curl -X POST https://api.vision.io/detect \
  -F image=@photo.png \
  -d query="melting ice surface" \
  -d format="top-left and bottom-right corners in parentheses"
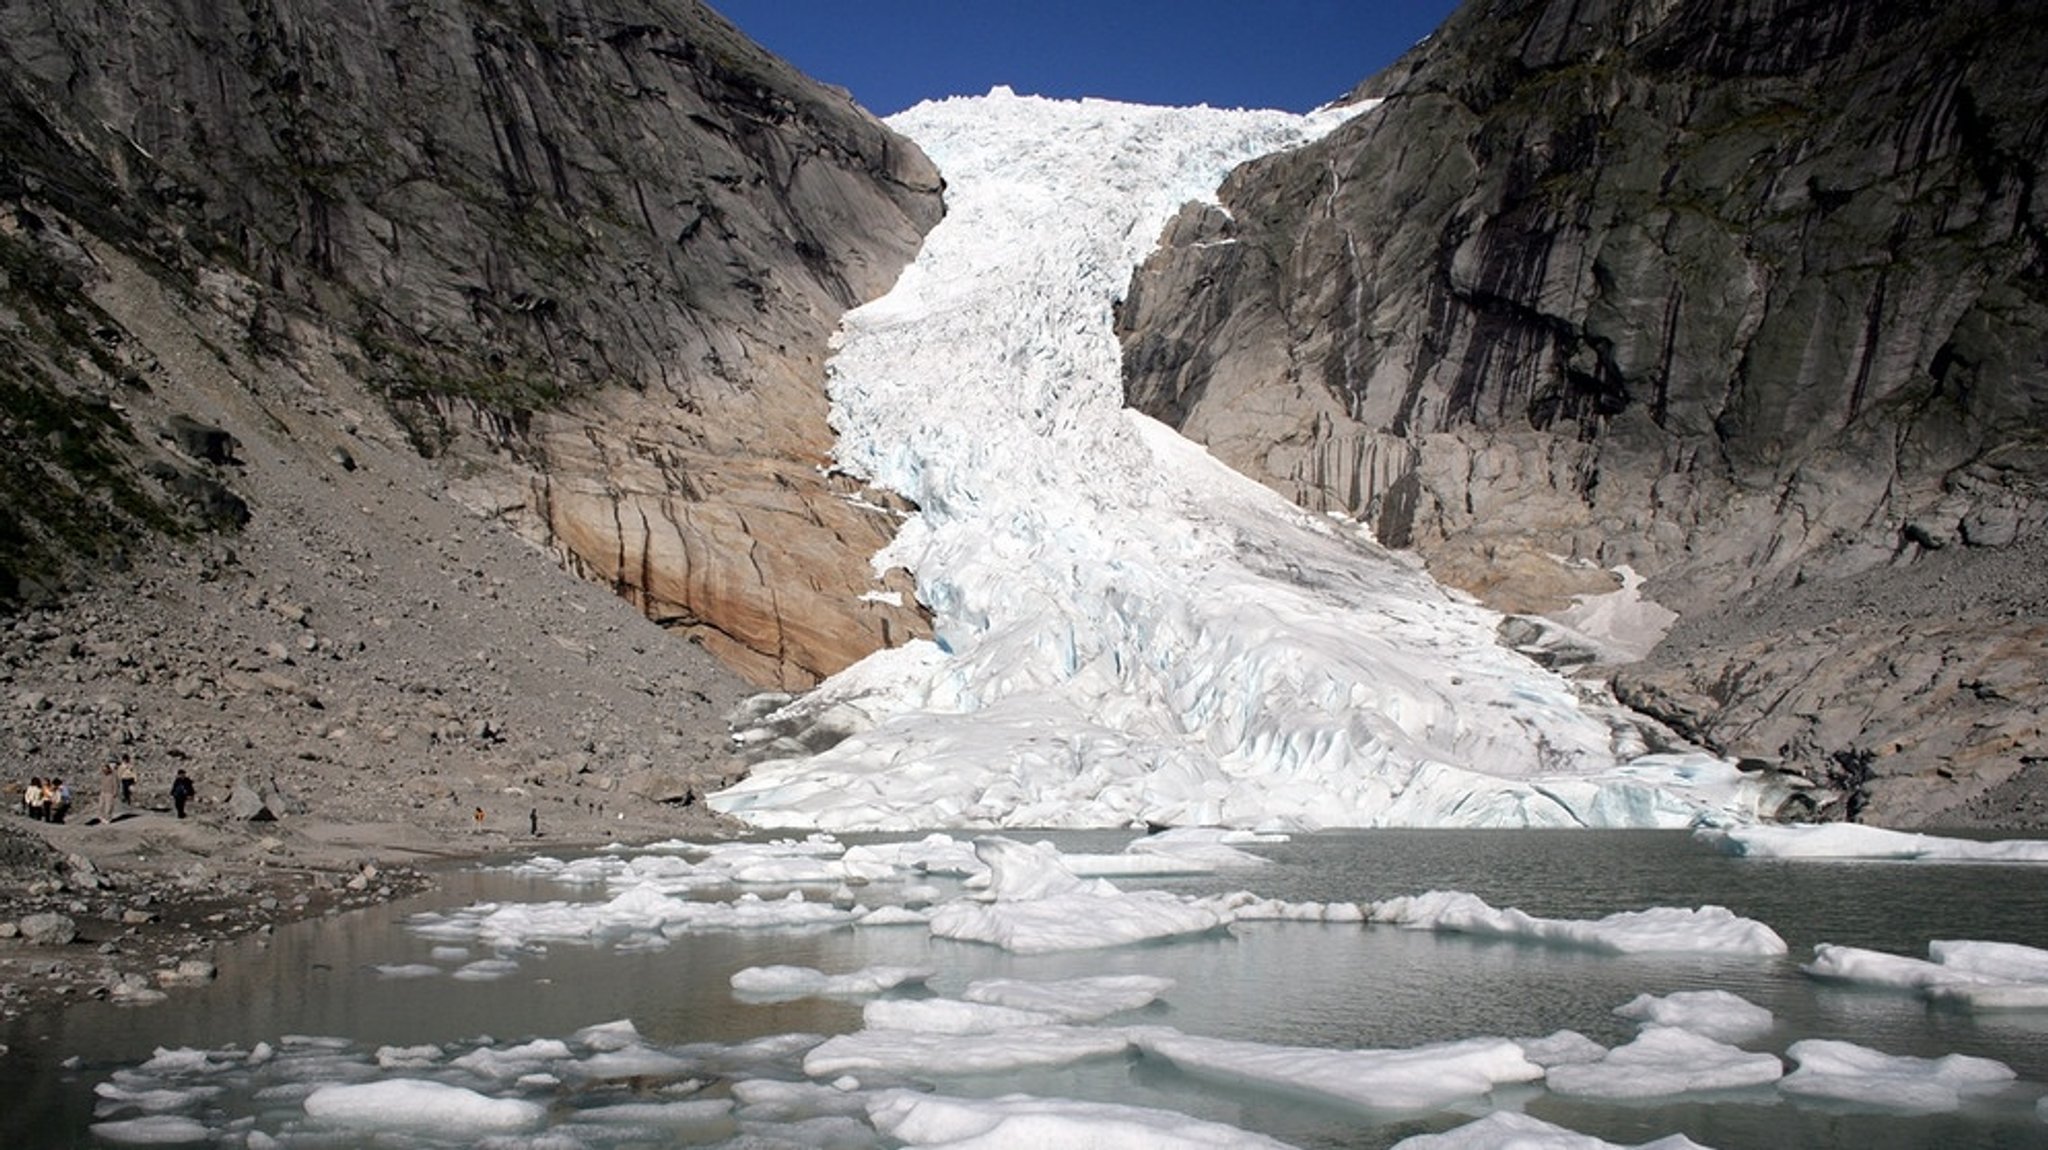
top-left (710, 87), bottom-right (1785, 832)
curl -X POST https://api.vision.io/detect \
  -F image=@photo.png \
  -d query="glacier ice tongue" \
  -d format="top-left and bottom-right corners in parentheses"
top-left (707, 88), bottom-right (1786, 832)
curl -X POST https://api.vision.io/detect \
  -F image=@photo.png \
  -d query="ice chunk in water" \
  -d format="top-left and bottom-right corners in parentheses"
top-left (864, 997), bottom-right (1057, 1034)
top-left (729, 963), bottom-right (933, 1001)
top-left (1366, 891), bottom-right (1786, 956)
top-left (1545, 1027), bottom-right (1782, 1099)
top-left (869, 1087), bottom-right (1297, 1148)
top-left (1614, 990), bottom-right (1773, 1042)
top-left (85, 1116), bottom-right (216, 1144)
top-left (1133, 1030), bottom-right (1542, 1113)
top-left (1699, 823), bottom-right (2048, 863)
top-left (301, 1079), bottom-right (545, 1132)
top-left (961, 974), bottom-right (1174, 1022)
top-left (1779, 1038), bottom-right (2015, 1112)
top-left (1393, 1110), bottom-right (1712, 1148)
top-left (803, 1025), bottom-right (1133, 1078)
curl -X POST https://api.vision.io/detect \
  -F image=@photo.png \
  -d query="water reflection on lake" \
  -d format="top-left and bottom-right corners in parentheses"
top-left (6, 828), bottom-right (2048, 1148)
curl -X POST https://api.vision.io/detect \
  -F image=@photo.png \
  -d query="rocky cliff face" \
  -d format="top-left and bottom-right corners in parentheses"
top-left (1119, 0), bottom-right (2048, 825)
top-left (1, 0), bottom-right (940, 688)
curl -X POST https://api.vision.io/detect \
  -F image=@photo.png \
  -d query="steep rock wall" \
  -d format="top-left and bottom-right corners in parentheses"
top-left (1, 0), bottom-right (940, 687)
top-left (1118, 0), bottom-right (2048, 824)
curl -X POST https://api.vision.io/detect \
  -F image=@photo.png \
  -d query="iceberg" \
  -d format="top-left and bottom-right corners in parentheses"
top-left (708, 89), bottom-right (1790, 833)
top-left (1365, 891), bottom-right (1787, 956)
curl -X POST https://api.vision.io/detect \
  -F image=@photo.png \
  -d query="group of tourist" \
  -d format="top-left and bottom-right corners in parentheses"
top-left (19, 760), bottom-right (197, 823)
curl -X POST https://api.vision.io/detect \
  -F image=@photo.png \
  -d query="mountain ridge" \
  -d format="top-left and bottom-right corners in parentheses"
top-left (1117, 0), bottom-right (2048, 826)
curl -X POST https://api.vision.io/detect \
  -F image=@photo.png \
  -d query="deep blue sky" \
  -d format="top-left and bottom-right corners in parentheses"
top-left (710, 2), bottom-right (1464, 117)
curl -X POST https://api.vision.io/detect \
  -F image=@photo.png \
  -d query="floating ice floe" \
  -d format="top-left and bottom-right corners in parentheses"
top-left (802, 1024), bottom-right (1135, 1079)
top-left (730, 963), bottom-right (934, 1002)
top-left (1133, 1030), bottom-right (1543, 1113)
top-left (926, 837), bottom-right (1229, 953)
top-left (85, 1115), bottom-right (217, 1145)
top-left (868, 1086), bottom-right (1297, 1149)
top-left (1698, 823), bottom-right (2048, 863)
top-left (369, 962), bottom-right (442, 979)
top-left (1392, 1110), bottom-right (1712, 1149)
top-left (1614, 990), bottom-right (1774, 1043)
top-left (301, 1078), bottom-right (546, 1133)
top-left (408, 887), bottom-right (858, 950)
top-left (1544, 1027), bottom-right (1783, 1099)
top-left (865, 997), bottom-right (1060, 1034)
top-left (1802, 939), bottom-right (2048, 1009)
top-left (1778, 1038), bottom-right (2015, 1112)
top-left (961, 974), bottom-right (1175, 1022)
top-left (1365, 891), bottom-right (1787, 956)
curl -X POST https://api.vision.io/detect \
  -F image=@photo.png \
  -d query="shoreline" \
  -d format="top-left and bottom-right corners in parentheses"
top-left (0, 797), bottom-right (744, 1032)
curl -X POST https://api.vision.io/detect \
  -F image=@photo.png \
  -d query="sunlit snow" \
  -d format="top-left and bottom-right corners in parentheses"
top-left (710, 88), bottom-right (1789, 832)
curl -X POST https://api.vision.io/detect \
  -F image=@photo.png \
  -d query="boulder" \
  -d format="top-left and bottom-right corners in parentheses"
top-left (18, 912), bottom-right (78, 947)
top-left (624, 768), bottom-right (699, 806)
top-left (226, 777), bottom-right (277, 822)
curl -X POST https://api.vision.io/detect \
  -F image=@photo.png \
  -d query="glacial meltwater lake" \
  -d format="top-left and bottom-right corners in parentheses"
top-left (5, 829), bottom-right (2048, 1149)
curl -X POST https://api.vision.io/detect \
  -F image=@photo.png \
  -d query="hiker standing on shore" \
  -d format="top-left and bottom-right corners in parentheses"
top-left (117, 759), bottom-right (137, 805)
top-left (23, 777), bottom-right (44, 820)
top-left (170, 769), bottom-right (196, 819)
top-left (98, 763), bottom-right (119, 824)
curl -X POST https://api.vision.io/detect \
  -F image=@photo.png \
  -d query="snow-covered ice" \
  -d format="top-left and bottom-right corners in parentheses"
top-left (1778, 1039), bottom-right (2015, 1112)
top-left (1366, 890), bottom-right (1787, 956)
top-left (1134, 1030), bottom-right (1542, 1112)
top-left (1699, 823), bottom-right (2048, 863)
top-left (709, 87), bottom-right (1788, 833)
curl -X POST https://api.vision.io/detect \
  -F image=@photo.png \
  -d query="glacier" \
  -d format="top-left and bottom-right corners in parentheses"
top-left (710, 88), bottom-right (1791, 832)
